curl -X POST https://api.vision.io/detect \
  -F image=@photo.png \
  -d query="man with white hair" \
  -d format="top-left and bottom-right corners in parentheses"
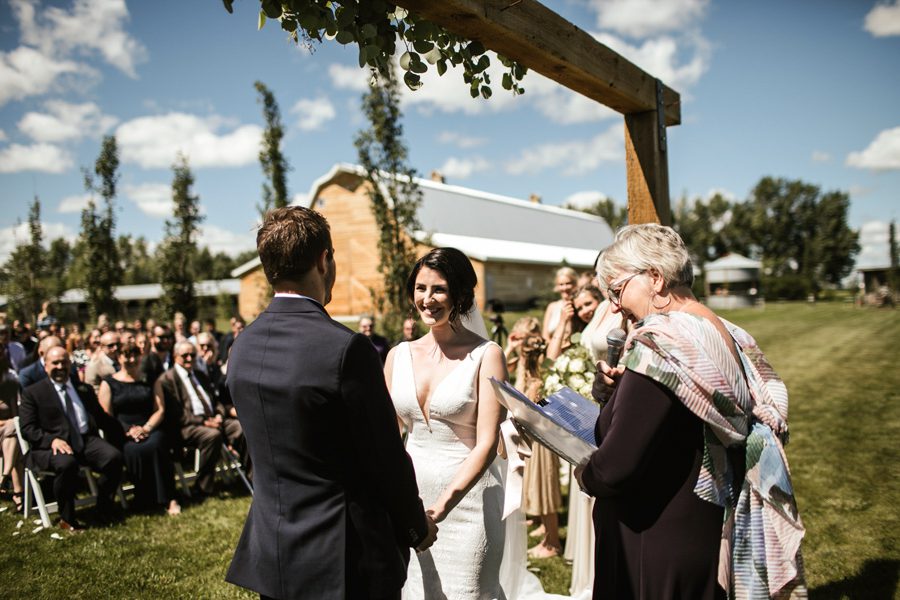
top-left (85, 331), bottom-right (120, 393)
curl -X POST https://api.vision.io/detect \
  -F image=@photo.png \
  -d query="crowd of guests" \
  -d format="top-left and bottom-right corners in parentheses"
top-left (0, 313), bottom-right (250, 532)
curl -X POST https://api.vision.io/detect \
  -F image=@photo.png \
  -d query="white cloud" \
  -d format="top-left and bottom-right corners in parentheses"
top-left (123, 183), bottom-right (172, 217)
top-left (865, 1), bottom-right (900, 37)
top-left (0, 143), bottom-right (73, 173)
top-left (526, 73), bottom-right (620, 124)
top-left (564, 191), bottom-right (609, 210)
top-left (12, 0), bottom-right (147, 77)
top-left (328, 64), bottom-right (369, 92)
top-left (0, 221), bottom-right (77, 264)
top-left (505, 125), bottom-right (623, 176)
top-left (18, 100), bottom-right (118, 143)
top-left (594, 31), bottom-right (711, 93)
top-left (811, 150), bottom-right (832, 163)
top-left (291, 97), bottom-right (336, 131)
top-left (437, 131), bottom-right (487, 149)
top-left (0, 46), bottom-right (84, 107)
top-left (856, 220), bottom-right (891, 269)
top-left (291, 192), bottom-right (310, 207)
top-left (116, 113), bottom-right (262, 169)
top-left (846, 126), bottom-right (900, 171)
top-left (198, 224), bottom-right (256, 257)
top-left (589, 0), bottom-right (710, 38)
top-left (437, 157), bottom-right (491, 180)
top-left (58, 194), bottom-right (93, 213)
top-left (0, 129), bottom-right (6, 141)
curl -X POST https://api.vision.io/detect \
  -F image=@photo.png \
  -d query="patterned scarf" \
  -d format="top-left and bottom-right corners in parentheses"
top-left (622, 312), bottom-right (807, 599)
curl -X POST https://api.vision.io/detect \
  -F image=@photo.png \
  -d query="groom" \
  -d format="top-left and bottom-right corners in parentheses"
top-left (225, 206), bottom-right (437, 600)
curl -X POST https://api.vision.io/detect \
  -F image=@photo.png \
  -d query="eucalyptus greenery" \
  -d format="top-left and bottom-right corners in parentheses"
top-left (354, 67), bottom-right (421, 338)
top-left (224, 0), bottom-right (528, 98)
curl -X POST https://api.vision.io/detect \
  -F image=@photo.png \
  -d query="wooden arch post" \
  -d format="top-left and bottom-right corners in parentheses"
top-left (394, 0), bottom-right (679, 225)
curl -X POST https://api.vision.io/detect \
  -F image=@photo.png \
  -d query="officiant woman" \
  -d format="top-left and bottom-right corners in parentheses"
top-left (576, 223), bottom-right (805, 599)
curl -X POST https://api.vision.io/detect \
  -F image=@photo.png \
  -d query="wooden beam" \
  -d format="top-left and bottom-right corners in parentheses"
top-left (393, 0), bottom-right (680, 125)
top-left (625, 110), bottom-right (671, 225)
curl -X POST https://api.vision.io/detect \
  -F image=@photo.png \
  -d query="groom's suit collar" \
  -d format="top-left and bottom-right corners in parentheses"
top-left (266, 295), bottom-right (328, 315)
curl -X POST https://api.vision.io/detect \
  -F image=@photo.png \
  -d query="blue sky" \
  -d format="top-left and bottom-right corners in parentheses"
top-left (1, 0), bottom-right (899, 270)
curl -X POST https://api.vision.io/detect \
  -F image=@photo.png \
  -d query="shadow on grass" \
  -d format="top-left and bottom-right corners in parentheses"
top-left (810, 558), bottom-right (899, 599)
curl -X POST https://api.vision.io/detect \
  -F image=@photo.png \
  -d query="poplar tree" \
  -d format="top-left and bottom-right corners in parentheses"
top-left (354, 68), bottom-right (422, 338)
top-left (255, 80), bottom-right (290, 216)
top-left (0, 197), bottom-right (46, 322)
top-left (157, 154), bottom-right (203, 322)
top-left (79, 135), bottom-right (122, 319)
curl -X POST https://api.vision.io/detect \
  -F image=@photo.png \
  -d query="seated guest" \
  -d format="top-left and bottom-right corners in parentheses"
top-left (18, 335), bottom-right (69, 389)
top-left (217, 317), bottom-right (244, 365)
top-left (98, 342), bottom-right (180, 515)
top-left (155, 341), bottom-right (245, 497)
top-left (2, 324), bottom-right (27, 373)
top-left (195, 332), bottom-right (219, 381)
top-left (19, 347), bottom-right (124, 532)
top-left (1, 341), bottom-right (24, 512)
top-left (358, 315), bottom-right (390, 363)
top-left (85, 332), bottom-right (120, 393)
top-left (140, 325), bottom-right (173, 386)
top-left (398, 317), bottom-right (419, 344)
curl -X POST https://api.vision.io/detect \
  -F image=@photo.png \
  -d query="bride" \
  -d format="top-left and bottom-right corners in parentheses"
top-left (385, 247), bottom-right (508, 599)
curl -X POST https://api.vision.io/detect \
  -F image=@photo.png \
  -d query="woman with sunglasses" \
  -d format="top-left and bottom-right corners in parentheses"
top-left (99, 341), bottom-right (181, 515)
top-left (575, 224), bottom-right (805, 599)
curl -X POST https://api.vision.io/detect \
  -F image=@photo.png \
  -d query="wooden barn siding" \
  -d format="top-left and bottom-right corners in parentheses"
top-left (238, 268), bottom-right (270, 322)
top-left (484, 262), bottom-right (558, 308)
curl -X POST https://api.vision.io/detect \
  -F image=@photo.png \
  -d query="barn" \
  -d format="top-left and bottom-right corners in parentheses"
top-left (232, 163), bottom-right (614, 321)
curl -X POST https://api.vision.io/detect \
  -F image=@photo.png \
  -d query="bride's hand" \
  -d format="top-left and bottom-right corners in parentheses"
top-left (416, 511), bottom-right (439, 552)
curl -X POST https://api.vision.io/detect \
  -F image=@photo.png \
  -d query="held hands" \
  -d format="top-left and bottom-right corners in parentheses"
top-left (51, 437), bottom-right (73, 455)
top-left (203, 414), bottom-right (223, 429)
top-left (416, 510), bottom-right (440, 552)
top-left (127, 425), bottom-right (148, 442)
top-left (592, 360), bottom-right (625, 403)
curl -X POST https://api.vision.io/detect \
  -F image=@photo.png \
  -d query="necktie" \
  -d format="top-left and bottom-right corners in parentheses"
top-left (61, 385), bottom-right (84, 453)
top-left (189, 373), bottom-right (213, 417)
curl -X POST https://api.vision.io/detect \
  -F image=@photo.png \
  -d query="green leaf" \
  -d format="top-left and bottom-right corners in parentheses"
top-left (258, 9), bottom-right (266, 30)
top-left (222, 0), bottom-right (234, 15)
top-left (358, 45), bottom-right (367, 68)
top-left (467, 40), bottom-right (485, 56)
top-left (403, 71), bottom-right (423, 90)
top-left (335, 29), bottom-right (355, 44)
top-left (410, 57), bottom-right (428, 74)
top-left (424, 47), bottom-right (442, 65)
top-left (261, 0), bottom-right (281, 19)
top-left (469, 84), bottom-right (479, 98)
top-left (480, 85), bottom-right (492, 99)
top-left (413, 39), bottom-right (434, 54)
top-left (502, 72), bottom-right (512, 90)
top-left (436, 59), bottom-right (447, 76)
top-left (336, 6), bottom-right (356, 27)
top-left (399, 51), bottom-right (413, 71)
top-left (361, 23), bottom-right (377, 39)
top-left (281, 18), bottom-right (297, 33)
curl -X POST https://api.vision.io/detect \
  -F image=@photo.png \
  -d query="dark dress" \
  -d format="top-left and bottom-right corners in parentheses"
top-left (104, 376), bottom-right (175, 507)
top-left (581, 370), bottom-right (726, 600)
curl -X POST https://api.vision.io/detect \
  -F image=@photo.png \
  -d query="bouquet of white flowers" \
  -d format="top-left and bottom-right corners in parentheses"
top-left (542, 332), bottom-right (597, 400)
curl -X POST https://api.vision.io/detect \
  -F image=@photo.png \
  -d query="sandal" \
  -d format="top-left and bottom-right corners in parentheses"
top-left (12, 492), bottom-right (23, 513)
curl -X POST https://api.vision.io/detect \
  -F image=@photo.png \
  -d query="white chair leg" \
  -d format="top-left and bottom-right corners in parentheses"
top-left (28, 470), bottom-right (52, 528)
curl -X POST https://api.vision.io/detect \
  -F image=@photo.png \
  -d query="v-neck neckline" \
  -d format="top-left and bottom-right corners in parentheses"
top-left (406, 341), bottom-right (485, 431)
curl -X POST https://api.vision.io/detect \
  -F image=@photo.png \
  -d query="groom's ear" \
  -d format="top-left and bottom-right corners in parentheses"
top-left (315, 247), bottom-right (330, 274)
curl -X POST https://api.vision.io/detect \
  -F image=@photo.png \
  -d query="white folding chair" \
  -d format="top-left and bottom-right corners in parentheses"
top-left (15, 417), bottom-right (123, 527)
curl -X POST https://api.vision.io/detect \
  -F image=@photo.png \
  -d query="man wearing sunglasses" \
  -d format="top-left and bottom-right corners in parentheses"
top-left (85, 332), bottom-right (120, 394)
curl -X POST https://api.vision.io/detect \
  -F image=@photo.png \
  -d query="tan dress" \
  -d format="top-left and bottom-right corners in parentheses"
top-left (518, 363), bottom-right (562, 516)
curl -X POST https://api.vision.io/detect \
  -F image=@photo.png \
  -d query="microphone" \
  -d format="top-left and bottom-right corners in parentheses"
top-left (605, 328), bottom-right (627, 368)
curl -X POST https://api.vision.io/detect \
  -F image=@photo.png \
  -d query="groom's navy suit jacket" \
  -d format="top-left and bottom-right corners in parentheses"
top-left (225, 296), bottom-right (428, 600)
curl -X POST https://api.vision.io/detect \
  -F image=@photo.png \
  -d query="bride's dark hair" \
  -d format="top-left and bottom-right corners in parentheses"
top-left (406, 247), bottom-right (476, 325)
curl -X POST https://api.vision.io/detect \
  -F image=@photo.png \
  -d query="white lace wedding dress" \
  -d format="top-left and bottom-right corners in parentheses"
top-left (392, 340), bottom-right (506, 599)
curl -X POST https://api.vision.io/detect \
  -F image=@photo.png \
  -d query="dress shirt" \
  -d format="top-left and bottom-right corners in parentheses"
top-left (54, 381), bottom-right (89, 434)
top-left (174, 363), bottom-right (213, 417)
top-left (274, 292), bottom-right (323, 309)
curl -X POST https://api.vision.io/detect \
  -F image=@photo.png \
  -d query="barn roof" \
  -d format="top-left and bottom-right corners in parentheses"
top-left (232, 163), bottom-right (613, 277)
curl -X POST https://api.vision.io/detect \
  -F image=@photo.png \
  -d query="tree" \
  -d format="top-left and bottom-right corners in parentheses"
top-left (79, 135), bottom-right (123, 319)
top-left (889, 220), bottom-right (898, 293)
top-left (354, 69), bottom-right (422, 337)
top-left (254, 80), bottom-right (290, 216)
top-left (157, 154), bottom-right (204, 322)
top-left (672, 193), bottom-right (735, 268)
top-left (224, 1), bottom-right (526, 97)
top-left (0, 197), bottom-right (46, 322)
top-left (45, 237), bottom-right (72, 300)
top-left (572, 197), bottom-right (628, 232)
top-left (117, 235), bottom-right (157, 285)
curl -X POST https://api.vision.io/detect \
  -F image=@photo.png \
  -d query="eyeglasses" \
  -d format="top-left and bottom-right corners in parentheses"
top-left (606, 271), bottom-right (643, 306)
top-left (179, 352), bottom-right (196, 359)
top-left (105, 342), bottom-right (120, 348)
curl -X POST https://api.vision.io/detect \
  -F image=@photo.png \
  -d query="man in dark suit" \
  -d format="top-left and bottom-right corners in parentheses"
top-left (155, 341), bottom-right (245, 496)
top-left (18, 335), bottom-right (62, 389)
top-left (139, 325), bottom-right (172, 386)
top-left (19, 346), bottom-right (124, 531)
top-left (225, 207), bottom-right (437, 600)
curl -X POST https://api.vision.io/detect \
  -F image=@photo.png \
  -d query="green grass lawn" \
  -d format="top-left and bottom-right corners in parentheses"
top-left (1, 303), bottom-right (898, 598)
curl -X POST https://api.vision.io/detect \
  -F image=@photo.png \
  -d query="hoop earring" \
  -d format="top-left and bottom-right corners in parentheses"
top-left (651, 293), bottom-right (672, 310)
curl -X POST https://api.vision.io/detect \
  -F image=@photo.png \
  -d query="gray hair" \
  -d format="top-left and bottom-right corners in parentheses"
top-left (174, 340), bottom-right (197, 355)
top-left (596, 223), bottom-right (693, 288)
top-left (555, 266), bottom-right (577, 281)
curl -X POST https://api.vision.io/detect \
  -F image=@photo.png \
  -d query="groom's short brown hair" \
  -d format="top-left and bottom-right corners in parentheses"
top-left (257, 207), bottom-right (332, 285)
